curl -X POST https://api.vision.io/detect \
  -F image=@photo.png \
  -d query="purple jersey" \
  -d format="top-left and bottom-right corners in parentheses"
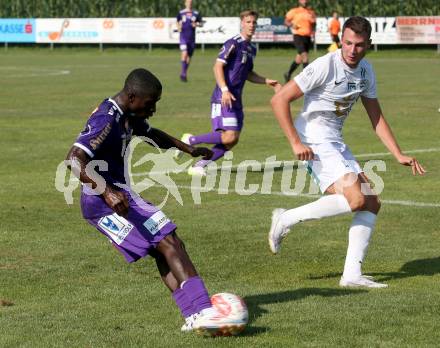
top-left (211, 35), bottom-right (256, 108)
top-left (177, 9), bottom-right (202, 43)
top-left (74, 98), bottom-right (151, 187)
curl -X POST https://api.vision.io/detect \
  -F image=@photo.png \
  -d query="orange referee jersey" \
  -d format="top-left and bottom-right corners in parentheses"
top-left (329, 18), bottom-right (341, 36)
top-left (285, 6), bottom-right (316, 36)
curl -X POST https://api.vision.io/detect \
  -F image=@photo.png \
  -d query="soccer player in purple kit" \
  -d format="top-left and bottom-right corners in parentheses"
top-left (65, 68), bottom-right (240, 334)
top-left (176, 0), bottom-right (203, 82)
top-left (175, 10), bottom-right (281, 176)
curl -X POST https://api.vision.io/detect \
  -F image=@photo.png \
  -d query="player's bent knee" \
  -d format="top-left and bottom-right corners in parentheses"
top-left (222, 133), bottom-right (239, 146)
top-left (347, 193), bottom-right (367, 212)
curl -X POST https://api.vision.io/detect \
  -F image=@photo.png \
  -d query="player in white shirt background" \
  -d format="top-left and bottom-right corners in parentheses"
top-left (268, 16), bottom-right (425, 288)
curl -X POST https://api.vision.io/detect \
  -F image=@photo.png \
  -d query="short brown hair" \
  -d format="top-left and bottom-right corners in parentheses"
top-left (240, 10), bottom-right (259, 20)
top-left (342, 16), bottom-right (372, 39)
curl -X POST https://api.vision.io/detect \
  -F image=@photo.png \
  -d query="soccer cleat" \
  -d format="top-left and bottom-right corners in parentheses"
top-left (339, 275), bottom-right (388, 288)
top-left (181, 313), bottom-right (199, 332)
top-left (193, 307), bottom-right (246, 337)
top-left (187, 166), bottom-right (206, 177)
top-left (268, 208), bottom-right (290, 254)
top-left (174, 133), bottom-right (192, 159)
top-left (180, 75), bottom-right (187, 82)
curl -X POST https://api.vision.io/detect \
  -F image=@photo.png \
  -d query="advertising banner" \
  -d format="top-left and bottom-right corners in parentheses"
top-left (36, 19), bottom-right (100, 43)
top-left (148, 18), bottom-right (178, 43)
top-left (255, 17), bottom-right (398, 45)
top-left (100, 18), bottom-right (150, 43)
top-left (255, 17), bottom-right (291, 42)
top-left (0, 17), bottom-right (433, 45)
top-left (196, 17), bottom-right (240, 44)
top-left (397, 16), bottom-right (440, 44)
top-left (0, 19), bottom-right (36, 43)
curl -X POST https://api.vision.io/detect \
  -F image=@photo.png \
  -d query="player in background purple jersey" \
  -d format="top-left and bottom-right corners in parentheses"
top-left (177, 0), bottom-right (203, 82)
top-left (65, 68), bottom-right (241, 334)
top-left (175, 10), bottom-right (282, 176)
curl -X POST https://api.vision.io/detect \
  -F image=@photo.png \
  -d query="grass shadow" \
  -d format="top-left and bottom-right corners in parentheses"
top-left (243, 287), bottom-right (366, 335)
top-left (307, 257), bottom-right (440, 282)
top-left (372, 257), bottom-right (440, 281)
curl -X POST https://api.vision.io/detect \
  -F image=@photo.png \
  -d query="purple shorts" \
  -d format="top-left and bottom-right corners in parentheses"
top-left (80, 188), bottom-right (177, 263)
top-left (210, 103), bottom-right (244, 131)
top-left (179, 39), bottom-right (196, 57)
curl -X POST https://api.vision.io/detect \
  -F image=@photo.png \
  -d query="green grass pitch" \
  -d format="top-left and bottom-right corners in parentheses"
top-left (1, 46), bottom-right (439, 347)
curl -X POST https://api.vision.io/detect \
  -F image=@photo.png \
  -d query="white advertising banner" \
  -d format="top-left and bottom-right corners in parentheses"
top-left (36, 19), bottom-right (101, 43)
top-left (100, 18), bottom-right (150, 43)
top-left (314, 17), bottom-right (397, 45)
top-left (396, 16), bottom-right (440, 44)
top-left (147, 18), bottom-right (179, 43)
top-left (32, 17), bottom-right (438, 45)
top-left (145, 17), bottom-right (241, 44)
top-left (196, 17), bottom-right (241, 43)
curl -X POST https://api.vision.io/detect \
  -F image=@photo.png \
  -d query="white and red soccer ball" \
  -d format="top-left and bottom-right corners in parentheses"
top-left (210, 292), bottom-right (248, 336)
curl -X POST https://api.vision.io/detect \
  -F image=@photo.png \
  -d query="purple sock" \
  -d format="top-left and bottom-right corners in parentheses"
top-left (181, 61), bottom-right (188, 76)
top-left (189, 132), bottom-right (222, 145)
top-left (172, 288), bottom-right (196, 318)
top-left (181, 276), bottom-right (212, 313)
top-left (195, 144), bottom-right (226, 168)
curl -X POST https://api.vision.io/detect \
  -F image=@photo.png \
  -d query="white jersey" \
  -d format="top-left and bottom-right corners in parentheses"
top-left (293, 49), bottom-right (376, 144)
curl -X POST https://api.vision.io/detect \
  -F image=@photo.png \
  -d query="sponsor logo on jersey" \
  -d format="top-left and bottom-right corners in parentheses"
top-left (143, 211), bottom-right (170, 235)
top-left (347, 82), bottom-right (357, 92)
top-left (98, 213), bottom-right (134, 245)
top-left (90, 123), bottom-right (112, 150)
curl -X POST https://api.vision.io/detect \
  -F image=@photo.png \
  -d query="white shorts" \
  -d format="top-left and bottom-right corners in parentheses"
top-left (305, 142), bottom-right (363, 193)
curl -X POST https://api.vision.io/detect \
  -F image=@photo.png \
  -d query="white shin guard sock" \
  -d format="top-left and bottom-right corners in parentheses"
top-left (342, 211), bottom-right (377, 280)
top-left (278, 194), bottom-right (352, 228)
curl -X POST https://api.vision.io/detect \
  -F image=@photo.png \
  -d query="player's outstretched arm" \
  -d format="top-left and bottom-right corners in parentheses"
top-left (361, 96), bottom-right (426, 175)
top-left (147, 128), bottom-right (213, 160)
top-left (247, 71), bottom-right (282, 92)
top-left (270, 81), bottom-right (314, 161)
top-left (65, 146), bottom-right (129, 216)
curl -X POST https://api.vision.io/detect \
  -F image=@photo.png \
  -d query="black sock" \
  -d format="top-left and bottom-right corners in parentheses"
top-left (287, 61), bottom-right (299, 76)
top-left (303, 62), bottom-right (309, 69)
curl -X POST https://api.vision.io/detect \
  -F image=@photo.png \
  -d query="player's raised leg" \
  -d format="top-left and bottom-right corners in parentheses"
top-left (268, 194), bottom-right (352, 254)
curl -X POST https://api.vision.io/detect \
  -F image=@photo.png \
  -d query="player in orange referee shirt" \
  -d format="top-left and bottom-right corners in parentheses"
top-left (328, 11), bottom-right (341, 50)
top-left (284, 0), bottom-right (316, 82)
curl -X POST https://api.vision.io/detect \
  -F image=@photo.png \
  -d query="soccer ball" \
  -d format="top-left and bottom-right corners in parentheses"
top-left (210, 292), bottom-right (248, 336)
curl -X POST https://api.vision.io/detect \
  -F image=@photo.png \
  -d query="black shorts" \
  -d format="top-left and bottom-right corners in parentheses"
top-left (331, 34), bottom-right (340, 44)
top-left (293, 35), bottom-right (312, 54)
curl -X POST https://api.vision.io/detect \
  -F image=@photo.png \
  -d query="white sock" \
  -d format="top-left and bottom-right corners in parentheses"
top-left (278, 194), bottom-right (352, 228)
top-left (342, 211), bottom-right (377, 280)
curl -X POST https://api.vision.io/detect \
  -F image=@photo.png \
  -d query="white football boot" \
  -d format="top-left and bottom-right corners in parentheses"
top-left (174, 133), bottom-right (192, 159)
top-left (268, 208), bottom-right (290, 254)
top-left (180, 313), bottom-right (199, 332)
top-left (192, 307), bottom-right (246, 337)
top-left (339, 275), bottom-right (388, 288)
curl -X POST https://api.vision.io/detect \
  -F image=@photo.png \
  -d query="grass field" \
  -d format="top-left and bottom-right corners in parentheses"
top-left (1, 46), bottom-right (440, 347)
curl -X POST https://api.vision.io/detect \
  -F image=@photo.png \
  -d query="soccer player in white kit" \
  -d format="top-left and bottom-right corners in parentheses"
top-left (268, 16), bottom-right (425, 288)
